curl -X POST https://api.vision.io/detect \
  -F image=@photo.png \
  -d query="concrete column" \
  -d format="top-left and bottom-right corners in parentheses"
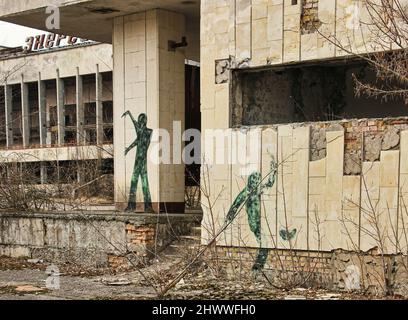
top-left (95, 65), bottom-right (103, 178)
top-left (40, 163), bottom-right (47, 184)
top-left (4, 84), bottom-right (13, 148)
top-left (76, 67), bottom-right (85, 145)
top-left (38, 73), bottom-right (47, 147)
top-left (56, 69), bottom-right (65, 146)
top-left (21, 75), bottom-right (30, 148)
top-left (96, 65), bottom-right (104, 145)
top-left (96, 65), bottom-right (103, 145)
top-left (45, 104), bottom-right (52, 146)
top-left (5, 164), bottom-right (10, 180)
top-left (113, 10), bottom-right (186, 213)
top-left (77, 162), bottom-right (85, 184)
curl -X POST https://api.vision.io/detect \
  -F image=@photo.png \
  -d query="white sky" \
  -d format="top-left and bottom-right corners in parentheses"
top-left (0, 21), bottom-right (45, 47)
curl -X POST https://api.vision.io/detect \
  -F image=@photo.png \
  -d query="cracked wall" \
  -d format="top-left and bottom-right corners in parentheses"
top-left (201, 119), bottom-right (408, 255)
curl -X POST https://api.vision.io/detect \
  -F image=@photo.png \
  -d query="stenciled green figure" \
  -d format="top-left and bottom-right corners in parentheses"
top-left (226, 159), bottom-right (277, 272)
top-left (122, 111), bottom-right (154, 213)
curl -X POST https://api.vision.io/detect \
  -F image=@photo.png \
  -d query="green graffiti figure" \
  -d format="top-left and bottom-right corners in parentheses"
top-left (226, 158), bottom-right (277, 272)
top-left (122, 111), bottom-right (154, 213)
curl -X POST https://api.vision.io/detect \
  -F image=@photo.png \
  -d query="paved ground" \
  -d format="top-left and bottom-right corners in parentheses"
top-left (0, 268), bottom-right (158, 300)
top-left (0, 255), bottom-right (405, 300)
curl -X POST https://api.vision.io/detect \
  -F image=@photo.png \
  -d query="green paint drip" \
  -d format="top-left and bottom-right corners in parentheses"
top-left (122, 111), bottom-right (153, 212)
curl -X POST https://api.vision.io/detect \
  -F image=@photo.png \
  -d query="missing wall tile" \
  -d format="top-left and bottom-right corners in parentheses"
top-left (301, 0), bottom-right (322, 34)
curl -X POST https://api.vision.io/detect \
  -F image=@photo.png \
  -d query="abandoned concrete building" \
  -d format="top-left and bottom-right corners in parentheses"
top-left (2, 0), bottom-right (408, 293)
top-left (0, 42), bottom-right (114, 187)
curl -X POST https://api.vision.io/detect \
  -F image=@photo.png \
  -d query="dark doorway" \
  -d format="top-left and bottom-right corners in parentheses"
top-left (185, 63), bottom-right (201, 210)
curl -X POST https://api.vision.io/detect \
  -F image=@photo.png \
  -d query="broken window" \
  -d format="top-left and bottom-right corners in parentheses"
top-left (231, 60), bottom-right (408, 127)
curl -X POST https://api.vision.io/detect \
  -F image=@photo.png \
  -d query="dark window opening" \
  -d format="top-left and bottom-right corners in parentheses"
top-left (45, 79), bottom-right (57, 146)
top-left (103, 101), bottom-right (113, 124)
top-left (84, 128), bottom-right (97, 145)
top-left (101, 159), bottom-right (114, 175)
top-left (103, 127), bottom-right (113, 144)
top-left (27, 82), bottom-right (40, 147)
top-left (11, 85), bottom-right (22, 147)
top-left (102, 100), bottom-right (113, 144)
top-left (231, 60), bottom-right (408, 127)
top-left (84, 102), bottom-right (96, 125)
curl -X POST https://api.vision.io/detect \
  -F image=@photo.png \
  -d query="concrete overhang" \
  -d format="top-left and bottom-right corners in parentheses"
top-left (0, 0), bottom-right (200, 43)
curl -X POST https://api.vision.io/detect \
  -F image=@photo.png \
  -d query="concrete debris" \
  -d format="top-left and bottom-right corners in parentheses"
top-left (365, 135), bottom-right (382, 162)
top-left (27, 259), bottom-right (43, 264)
top-left (316, 293), bottom-right (342, 300)
top-left (215, 72), bottom-right (229, 84)
top-left (382, 127), bottom-right (400, 150)
top-left (215, 59), bottom-right (230, 84)
top-left (237, 58), bottom-right (251, 68)
top-left (344, 152), bottom-right (361, 175)
top-left (284, 295), bottom-right (307, 300)
top-left (311, 128), bottom-right (327, 161)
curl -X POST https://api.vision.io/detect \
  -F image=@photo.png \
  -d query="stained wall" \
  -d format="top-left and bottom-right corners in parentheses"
top-left (201, 0), bottom-right (408, 253)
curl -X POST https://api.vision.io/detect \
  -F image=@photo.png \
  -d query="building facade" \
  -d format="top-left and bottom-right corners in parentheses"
top-left (1, 0), bottom-right (408, 259)
top-left (0, 42), bottom-right (113, 187)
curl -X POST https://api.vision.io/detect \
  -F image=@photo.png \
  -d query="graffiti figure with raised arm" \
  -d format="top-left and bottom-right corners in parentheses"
top-left (122, 111), bottom-right (154, 213)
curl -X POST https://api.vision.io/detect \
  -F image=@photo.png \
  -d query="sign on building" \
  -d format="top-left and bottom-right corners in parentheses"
top-left (23, 33), bottom-right (94, 52)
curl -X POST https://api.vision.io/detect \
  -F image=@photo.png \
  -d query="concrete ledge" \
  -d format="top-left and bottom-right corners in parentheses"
top-left (0, 210), bottom-right (202, 267)
top-left (0, 210), bottom-right (202, 223)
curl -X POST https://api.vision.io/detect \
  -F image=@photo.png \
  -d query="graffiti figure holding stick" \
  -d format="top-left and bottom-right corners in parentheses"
top-left (122, 111), bottom-right (154, 213)
top-left (226, 156), bottom-right (278, 272)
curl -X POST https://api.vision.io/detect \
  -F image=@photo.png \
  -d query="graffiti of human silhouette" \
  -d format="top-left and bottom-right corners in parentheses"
top-left (122, 111), bottom-right (154, 213)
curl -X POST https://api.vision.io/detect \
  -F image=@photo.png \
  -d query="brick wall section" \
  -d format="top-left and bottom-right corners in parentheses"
top-left (301, 0), bottom-right (321, 34)
top-left (210, 247), bottom-right (334, 287)
top-left (344, 118), bottom-right (408, 151)
top-left (306, 117), bottom-right (408, 174)
top-left (126, 224), bottom-right (155, 246)
top-left (209, 246), bottom-right (408, 295)
top-left (107, 255), bottom-right (127, 269)
top-left (309, 117), bottom-right (408, 151)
